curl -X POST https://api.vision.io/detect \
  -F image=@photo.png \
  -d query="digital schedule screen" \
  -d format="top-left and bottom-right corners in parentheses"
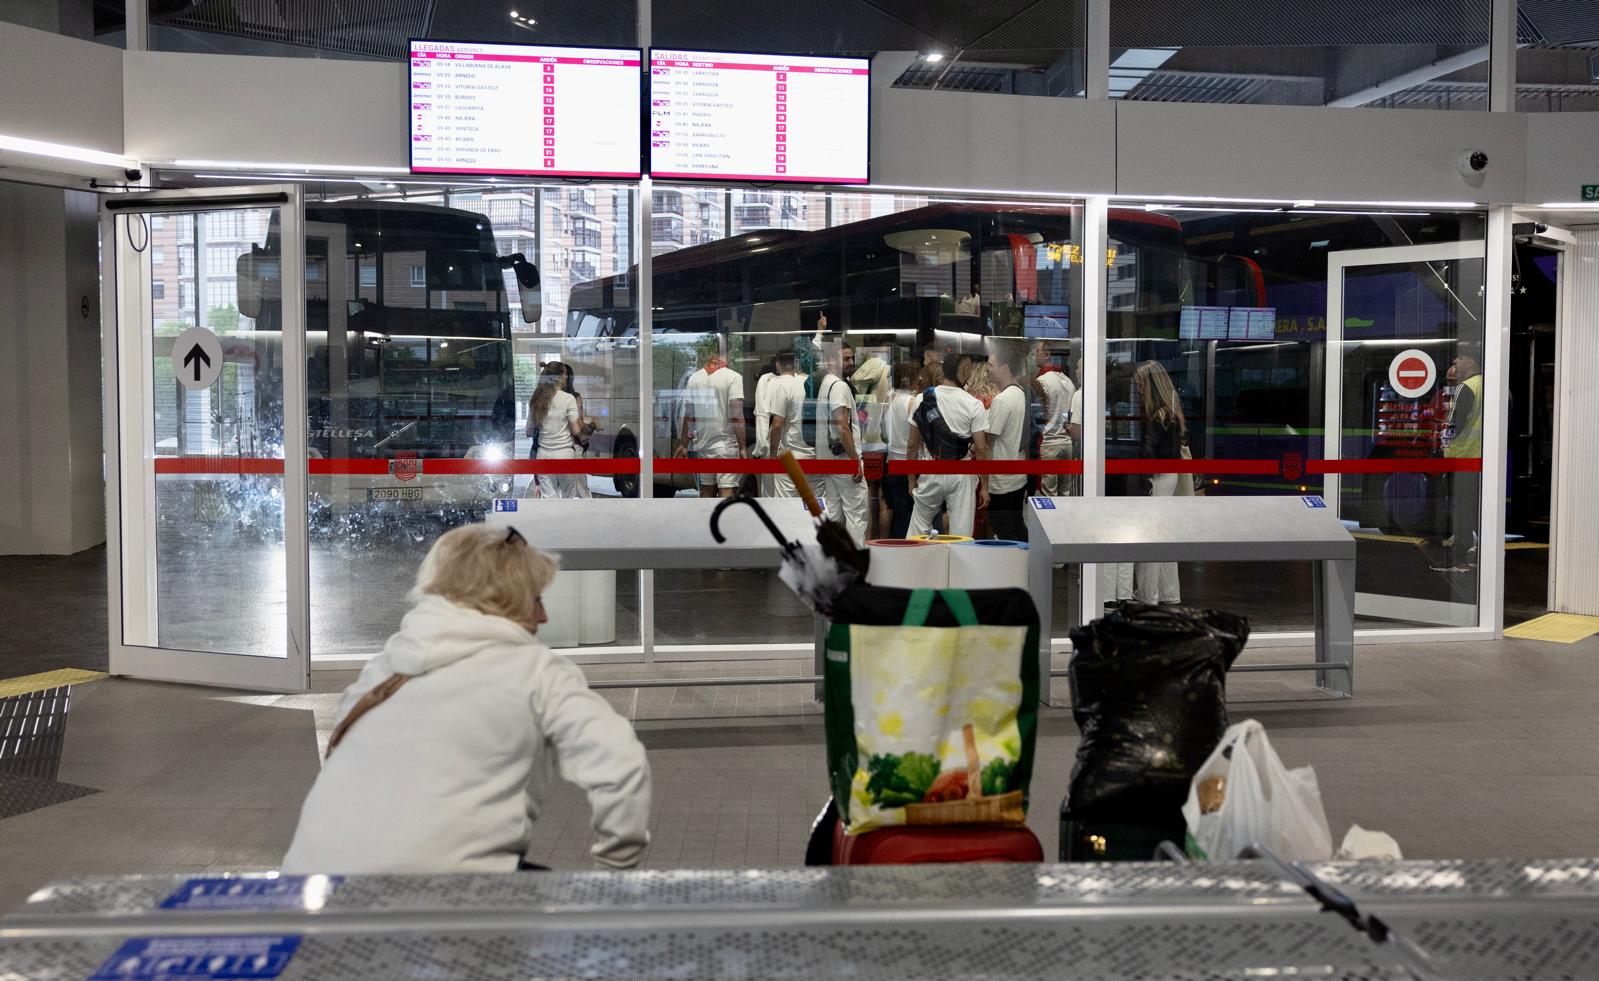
top-left (409, 40), bottom-right (642, 178)
top-left (1179, 306), bottom-right (1231, 341)
top-left (1227, 306), bottom-right (1277, 341)
top-left (647, 50), bottom-right (870, 184)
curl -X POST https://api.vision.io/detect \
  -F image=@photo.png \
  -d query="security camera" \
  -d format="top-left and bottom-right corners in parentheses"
top-left (1457, 151), bottom-right (1488, 176)
top-left (124, 168), bottom-right (143, 182)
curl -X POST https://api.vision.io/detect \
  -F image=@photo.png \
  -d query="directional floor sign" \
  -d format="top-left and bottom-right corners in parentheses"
top-left (1387, 348), bottom-right (1436, 400)
top-left (173, 325), bottom-right (224, 391)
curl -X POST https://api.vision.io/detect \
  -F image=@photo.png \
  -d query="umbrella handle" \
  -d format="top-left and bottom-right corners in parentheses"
top-left (710, 494), bottom-right (793, 548)
top-left (779, 450), bottom-right (825, 519)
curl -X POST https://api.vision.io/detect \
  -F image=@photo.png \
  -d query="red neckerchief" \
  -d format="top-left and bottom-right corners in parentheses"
top-left (1036, 365), bottom-right (1063, 377)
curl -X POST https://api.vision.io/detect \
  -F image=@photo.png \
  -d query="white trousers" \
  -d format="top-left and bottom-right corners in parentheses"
top-left (1134, 473), bottom-right (1180, 604)
top-left (908, 473), bottom-right (977, 538)
top-left (1040, 433), bottom-right (1077, 497)
top-left (819, 471), bottom-right (868, 547)
top-left (534, 448), bottom-right (591, 499)
top-left (770, 451), bottom-right (813, 499)
top-left (1099, 562), bottom-right (1135, 604)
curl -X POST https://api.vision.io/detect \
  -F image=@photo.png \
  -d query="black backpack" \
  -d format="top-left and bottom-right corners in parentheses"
top-left (912, 387), bottom-right (975, 461)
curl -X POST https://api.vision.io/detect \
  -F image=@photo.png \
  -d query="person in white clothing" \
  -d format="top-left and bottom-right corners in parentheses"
top-left (877, 361), bottom-right (920, 538)
top-left (751, 361), bottom-right (777, 497)
top-left (906, 354), bottom-right (990, 538)
top-left (814, 340), bottom-right (867, 546)
top-left (765, 350), bottom-right (812, 498)
top-left (675, 348), bottom-right (746, 498)
top-left (528, 362), bottom-right (592, 499)
top-left (985, 341), bottom-right (1031, 541)
top-left (1034, 340), bottom-right (1078, 497)
top-left (282, 523), bottom-right (651, 874)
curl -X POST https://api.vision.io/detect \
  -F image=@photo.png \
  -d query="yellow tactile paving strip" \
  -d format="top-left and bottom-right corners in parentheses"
top-left (0, 669), bottom-right (108, 698)
top-left (1505, 541), bottom-right (1552, 551)
top-left (1504, 613), bottom-right (1599, 644)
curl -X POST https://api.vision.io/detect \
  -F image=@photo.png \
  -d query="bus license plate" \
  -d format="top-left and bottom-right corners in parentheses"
top-left (368, 488), bottom-right (423, 502)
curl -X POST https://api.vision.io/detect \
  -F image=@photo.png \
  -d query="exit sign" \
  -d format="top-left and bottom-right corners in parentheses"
top-left (1583, 184), bottom-right (1599, 201)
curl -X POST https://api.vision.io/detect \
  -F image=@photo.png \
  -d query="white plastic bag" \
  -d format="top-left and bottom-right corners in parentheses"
top-left (1182, 719), bottom-right (1334, 861)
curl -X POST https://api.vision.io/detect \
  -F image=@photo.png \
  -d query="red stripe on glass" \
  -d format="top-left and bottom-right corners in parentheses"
top-left (153, 457), bottom-right (285, 475)
top-left (1106, 459), bottom-right (1279, 475)
top-left (1309, 458), bottom-right (1482, 474)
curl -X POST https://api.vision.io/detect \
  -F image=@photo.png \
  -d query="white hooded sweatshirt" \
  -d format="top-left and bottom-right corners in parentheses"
top-left (282, 595), bottom-right (650, 874)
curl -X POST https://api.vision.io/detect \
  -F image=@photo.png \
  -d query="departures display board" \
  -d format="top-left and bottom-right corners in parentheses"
top-left (409, 40), bottom-right (642, 178)
top-left (647, 50), bottom-right (870, 184)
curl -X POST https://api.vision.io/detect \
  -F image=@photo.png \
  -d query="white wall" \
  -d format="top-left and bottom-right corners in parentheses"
top-left (873, 88), bottom-right (1116, 195)
top-left (123, 49), bottom-right (406, 170)
top-left (1525, 113), bottom-right (1599, 205)
top-left (1115, 101), bottom-right (1529, 204)
top-left (0, 20), bottom-right (123, 155)
top-left (0, 181), bottom-right (105, 554)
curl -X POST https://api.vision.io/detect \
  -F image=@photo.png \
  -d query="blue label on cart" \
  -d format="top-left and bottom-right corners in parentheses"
top-left (159, 876), bottom-right (341, 912)
top-left (1031, 497), bottom-right (1055, 509)
top-left (90, 936), bottom-right (301, 979)
top-left (493, 498), bottom-right (518, 512)
top-left (1302, 495), bottom-right (1327, 509)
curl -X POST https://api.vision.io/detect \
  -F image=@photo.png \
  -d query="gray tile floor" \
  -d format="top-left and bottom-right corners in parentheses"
top-left (3, 631), bottom-right (1598, 915)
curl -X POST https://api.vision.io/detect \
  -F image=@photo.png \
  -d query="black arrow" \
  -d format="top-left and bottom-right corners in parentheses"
top-left (182, 343), bottom-right (212, 383)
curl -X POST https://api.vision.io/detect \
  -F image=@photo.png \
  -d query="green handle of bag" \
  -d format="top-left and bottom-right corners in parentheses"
top-left (901, 589), bottom-right (979, 628)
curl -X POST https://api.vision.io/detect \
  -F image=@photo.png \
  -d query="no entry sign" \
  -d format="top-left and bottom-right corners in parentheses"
top-left (1388, 348), bottom-right (1436, 399)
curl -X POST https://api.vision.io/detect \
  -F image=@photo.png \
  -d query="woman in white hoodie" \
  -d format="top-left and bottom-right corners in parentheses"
top-left (282, 524), bottom-right (651, 874)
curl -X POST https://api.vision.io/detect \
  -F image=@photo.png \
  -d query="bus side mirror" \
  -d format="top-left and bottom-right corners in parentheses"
top-left (236, 245), bottom-right (278, 320)
top-left (501, 253), bottom-right (541, 325)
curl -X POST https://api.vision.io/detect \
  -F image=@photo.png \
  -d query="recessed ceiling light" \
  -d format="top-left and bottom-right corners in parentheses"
top-left (922, 52), bottom-right (945, 63)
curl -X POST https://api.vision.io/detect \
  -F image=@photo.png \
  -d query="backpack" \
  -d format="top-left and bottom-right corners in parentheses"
top-left (912, 387), bottom-right (975, 461)
top-left (1007, 382), bottom-right (1042, 462)
top-left (800, 374), bottom-right (823, 451)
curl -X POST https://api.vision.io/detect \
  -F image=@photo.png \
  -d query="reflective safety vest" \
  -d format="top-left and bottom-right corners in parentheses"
top-left (1446, 373), bottom-right (1484, 459)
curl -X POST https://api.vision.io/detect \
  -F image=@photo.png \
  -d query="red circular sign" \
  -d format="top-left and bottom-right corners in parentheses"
top-left (1388, 349), bottom-right (1436, 399)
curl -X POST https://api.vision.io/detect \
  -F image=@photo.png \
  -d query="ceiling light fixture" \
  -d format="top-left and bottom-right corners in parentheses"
top-left (921, 52), bottom-right (945, 63)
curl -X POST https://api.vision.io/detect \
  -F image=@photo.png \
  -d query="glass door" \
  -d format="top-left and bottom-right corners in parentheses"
top-left (1324, 241), bottom-right (1486, 628)
top-left (102, 186), bottom-right (309, 691)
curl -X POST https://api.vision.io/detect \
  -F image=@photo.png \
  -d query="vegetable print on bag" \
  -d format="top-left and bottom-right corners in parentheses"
top-left (823, 588), bottom-right (1040, 835)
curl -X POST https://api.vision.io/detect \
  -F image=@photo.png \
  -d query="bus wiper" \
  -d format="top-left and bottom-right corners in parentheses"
top-left (374, 421), bottom-right (418, 449)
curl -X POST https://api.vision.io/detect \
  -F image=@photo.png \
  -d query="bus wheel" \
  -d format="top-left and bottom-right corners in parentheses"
top-left (613, 433), bottom-right (640, 498)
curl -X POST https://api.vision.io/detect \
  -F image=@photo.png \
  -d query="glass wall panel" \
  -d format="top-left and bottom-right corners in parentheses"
top-left (152, 0), bottom-right (636, 59)
top-left (1108, 0), bottom-right (1490, 109)
top-left (2, 1), bottom-right (124, 47)
top-left (1103, 201), bottom-right (1486, 630)
top-left (648, 188), bottom-right (1085, 647)
top-left (302, 184), bottom-right (641, 656)
top-left (1516, 1), bottom-right (1599, 113)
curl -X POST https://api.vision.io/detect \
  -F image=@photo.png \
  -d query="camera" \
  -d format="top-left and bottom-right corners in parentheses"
top-left (1457, 150), bottom-right (1488, 177)
top-left (124, 168), bottom-right (143, 182)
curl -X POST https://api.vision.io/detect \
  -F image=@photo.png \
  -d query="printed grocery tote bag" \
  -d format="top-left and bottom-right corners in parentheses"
top-left (824, 587), bottom-right (1041, 834)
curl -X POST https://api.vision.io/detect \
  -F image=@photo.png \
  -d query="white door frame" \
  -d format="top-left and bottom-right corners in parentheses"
top-left (1323, 237), bottom-right (1494, 633)
top-left (101, 184), bottom-right (310, 692)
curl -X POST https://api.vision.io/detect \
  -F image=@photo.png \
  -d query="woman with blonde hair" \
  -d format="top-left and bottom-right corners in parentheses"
top-left (282, 523), bottom-right (651, 873)
top-left (1132, 359), bottom-right (1188, 604)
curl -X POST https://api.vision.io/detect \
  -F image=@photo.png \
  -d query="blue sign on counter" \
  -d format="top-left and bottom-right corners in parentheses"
top-left (1030, 497), bottom-right (1055, 510)
top-left (90, 936), bottom-right (301, 979)
top-left (160, 876), bottom-right (341, 912)
top-left (493, 498), bottom-right (519, 512)
top-left (1302, 495), bottom-right (1327, 509)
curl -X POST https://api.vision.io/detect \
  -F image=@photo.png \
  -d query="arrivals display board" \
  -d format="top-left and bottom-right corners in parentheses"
top-left (647, 50), bottom-right (870, 184)
top-left (409, 41), bottom-right (642, 178)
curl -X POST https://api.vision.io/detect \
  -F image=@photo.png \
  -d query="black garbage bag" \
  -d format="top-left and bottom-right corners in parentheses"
top-left (1063, 603), bottom-right (1249, 827)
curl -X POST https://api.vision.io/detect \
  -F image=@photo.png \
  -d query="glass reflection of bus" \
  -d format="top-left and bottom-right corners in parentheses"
top-left (238, 201), bottom-right (537, 527)
top-left (566, 202), bottom-right (1134, 497)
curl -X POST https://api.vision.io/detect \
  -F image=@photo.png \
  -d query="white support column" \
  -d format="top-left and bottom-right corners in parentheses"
top-left (1550, 228), bottom-right (1599, 615)
top-left (1488, 0), bottom-right (1515, 112)
top-left (1078, 196), bottom-right (1108, 619)
top-left (636, 0), bottom-right (655, 663)
top-left (127, 0), bottom-right (148, 51)
top-left (1085, 0), bottom-right (1110, 101)
top-left (1480, 207), bottom-right (1514, 633)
